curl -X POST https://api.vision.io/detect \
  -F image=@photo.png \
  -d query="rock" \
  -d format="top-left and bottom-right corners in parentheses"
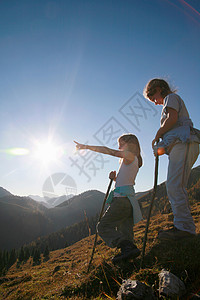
top-left (158, 269), bottom-right (186, 298)
top-left (117, 279), bottom-right (155, 299)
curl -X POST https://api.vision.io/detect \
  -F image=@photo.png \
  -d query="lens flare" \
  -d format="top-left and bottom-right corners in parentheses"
top-left (4, 148), bottom-right (30, 156)
top-left (180, 0), bottom-right (200, 17)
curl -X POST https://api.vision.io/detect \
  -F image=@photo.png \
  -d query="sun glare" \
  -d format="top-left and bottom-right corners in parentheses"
top-left (33, 141), bottom-right (64, 164)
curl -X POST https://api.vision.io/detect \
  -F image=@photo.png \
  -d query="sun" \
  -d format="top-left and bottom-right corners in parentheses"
top-left (33, 140), bottom-right (64, 165)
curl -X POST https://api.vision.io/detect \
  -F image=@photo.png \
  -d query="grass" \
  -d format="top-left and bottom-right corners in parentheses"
top-left (1, 202), bottom-right (200, 299)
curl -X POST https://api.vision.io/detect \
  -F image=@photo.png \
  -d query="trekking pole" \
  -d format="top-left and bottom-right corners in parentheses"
top-left (87, 179), bottom-right (113, 273)
top-left (140, 145), bottom-right (159, 269)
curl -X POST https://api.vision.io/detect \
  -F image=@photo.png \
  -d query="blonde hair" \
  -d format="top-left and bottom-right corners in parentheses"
top-left (143, 78), bottom-right (176, 100)
top-left (118, 134), bottom-right (143, 168)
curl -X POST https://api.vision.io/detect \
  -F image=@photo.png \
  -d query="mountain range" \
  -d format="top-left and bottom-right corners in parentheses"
top-left (0, 188), bottom-right (105, 250)
top-left (1, 165), bottom-right (200, 251)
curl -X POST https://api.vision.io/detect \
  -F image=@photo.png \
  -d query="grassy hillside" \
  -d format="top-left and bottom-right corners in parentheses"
top-left (1, 166), bottom-right (200, 298)
top-left (1, 198), bottom-right (200, 299)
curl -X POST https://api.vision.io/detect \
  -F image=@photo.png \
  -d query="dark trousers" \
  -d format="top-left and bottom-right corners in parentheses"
top-left (97, 197), bottom-right (133, 248)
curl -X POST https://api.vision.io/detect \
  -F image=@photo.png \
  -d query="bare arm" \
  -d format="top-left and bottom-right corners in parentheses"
top-left (152, 107), bottom-right (178, 147)
top-left (74, 141), bottom-right (135, 162)
top-left (75, 141), bottom-right (121, 156)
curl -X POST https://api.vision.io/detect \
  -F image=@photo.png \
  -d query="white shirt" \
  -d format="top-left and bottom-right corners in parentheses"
top-left (114, 157), bottom-right (139, 197)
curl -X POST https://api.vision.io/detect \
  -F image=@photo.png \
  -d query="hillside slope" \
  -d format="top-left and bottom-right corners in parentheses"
top-left (0, 196), bottom-right (52, 250)
top-left (1, 197), bottom-right (200, 299)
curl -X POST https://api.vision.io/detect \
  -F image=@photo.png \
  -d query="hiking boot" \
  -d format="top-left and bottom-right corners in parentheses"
top-left (158, 226), bottom-right (196, 241)
top-left (112, 240), bottom-right (140, 263)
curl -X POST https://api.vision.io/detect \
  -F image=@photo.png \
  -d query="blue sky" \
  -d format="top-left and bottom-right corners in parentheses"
top-left (0, 0), bottom-right (200, 198)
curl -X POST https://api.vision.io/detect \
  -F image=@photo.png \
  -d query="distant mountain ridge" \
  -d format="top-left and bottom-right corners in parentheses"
top-left (29, 193), bottom-right (74, 208)
top-left (0, 187), bottom-right (12, 198)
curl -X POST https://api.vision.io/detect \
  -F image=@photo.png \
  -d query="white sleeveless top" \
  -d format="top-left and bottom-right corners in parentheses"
top-left (114, 157), bottom-right (139, 197)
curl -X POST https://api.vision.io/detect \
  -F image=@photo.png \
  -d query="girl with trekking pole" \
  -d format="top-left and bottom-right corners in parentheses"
top-left (74, 134), bottom-right (143, 263)
top-left (144, 78), bottom-right (200, 241)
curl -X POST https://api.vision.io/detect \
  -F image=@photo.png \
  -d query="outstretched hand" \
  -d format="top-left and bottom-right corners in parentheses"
top-left (74, 141), bottom-right (86, 150)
